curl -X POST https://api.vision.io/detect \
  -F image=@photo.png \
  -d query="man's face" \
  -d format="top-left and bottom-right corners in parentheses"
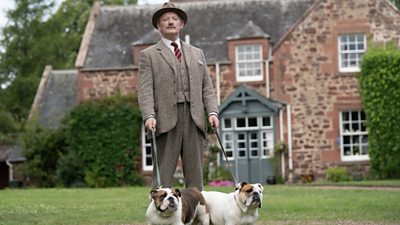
top-left (157, 12), bottom-right (184, 40)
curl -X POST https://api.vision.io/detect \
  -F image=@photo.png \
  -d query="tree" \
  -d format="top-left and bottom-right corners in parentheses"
top-left (391, 0), bottom-right (400, 9)
top-left (0, 0), bottom-right (137, 142)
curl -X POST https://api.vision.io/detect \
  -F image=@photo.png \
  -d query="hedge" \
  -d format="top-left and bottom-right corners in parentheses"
top-left (359, 43), bottom-right (400, 179)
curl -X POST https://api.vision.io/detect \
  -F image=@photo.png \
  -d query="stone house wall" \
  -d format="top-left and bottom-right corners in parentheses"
top-left (271, 0), bottom-right (400, 179)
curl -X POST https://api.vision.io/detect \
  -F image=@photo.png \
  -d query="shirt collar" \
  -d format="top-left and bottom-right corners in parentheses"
top-left (162, 37), bottom-right (181, 50)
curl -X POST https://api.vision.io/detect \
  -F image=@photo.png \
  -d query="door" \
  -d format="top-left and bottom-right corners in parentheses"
top-left (236, 131), bottom-right (265, 183)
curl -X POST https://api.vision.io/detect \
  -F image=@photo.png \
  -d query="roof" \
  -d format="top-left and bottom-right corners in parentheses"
top-left (37, 69), bottom-right (78, 128)
top-left (219, 85), bottom-right (284, 115)
top-left (30, 66), bottom-right (78, 129)
top-left (83, 0), bottom-right (314, 69)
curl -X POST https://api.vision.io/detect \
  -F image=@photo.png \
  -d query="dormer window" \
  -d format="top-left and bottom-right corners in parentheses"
top-left (338, 34), bottom-right (366, 73)
top-left (235, 44), bottom-right (263, 82)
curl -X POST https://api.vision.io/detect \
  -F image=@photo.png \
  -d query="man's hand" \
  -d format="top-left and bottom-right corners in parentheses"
top-left (209, 114), bottom-right (219, 130)
top-left (145, 117), bottom-right (157, 132)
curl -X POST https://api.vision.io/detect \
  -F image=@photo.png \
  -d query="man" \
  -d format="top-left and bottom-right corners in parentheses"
top-left (138, 2), bottom-right (219, 191)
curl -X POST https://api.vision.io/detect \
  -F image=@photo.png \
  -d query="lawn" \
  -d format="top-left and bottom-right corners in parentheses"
top-left (0, 185), bottom-right (399, 225)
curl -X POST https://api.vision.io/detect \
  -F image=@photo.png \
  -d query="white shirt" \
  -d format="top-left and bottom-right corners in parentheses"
top-left (162, 37), bottom-right (181, 55)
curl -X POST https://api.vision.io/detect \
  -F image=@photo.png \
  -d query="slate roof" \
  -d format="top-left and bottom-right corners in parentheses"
top-left (37, 69), bottom-right (78, 128)
top-left (84, 0), bottom-right (314, 69)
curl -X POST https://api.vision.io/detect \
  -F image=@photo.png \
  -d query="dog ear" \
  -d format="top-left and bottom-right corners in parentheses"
top-left (256, 183), bottom-right (264, 192)
top-left (174, 188), bottom-right (181, 197)
top-left (235, 182), bottom-right (247, 190)
top-left (150, 189), bottom-right (158, 199)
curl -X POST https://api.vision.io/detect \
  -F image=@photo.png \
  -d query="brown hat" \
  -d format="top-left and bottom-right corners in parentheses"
top-left (152, 2), bottom-right (188, 28)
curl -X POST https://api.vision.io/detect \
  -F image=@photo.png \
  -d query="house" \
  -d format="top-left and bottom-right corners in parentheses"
top-left (26, 0), bottom-right (400, 185)
top-left (0, 66), bottom-right (78, 188)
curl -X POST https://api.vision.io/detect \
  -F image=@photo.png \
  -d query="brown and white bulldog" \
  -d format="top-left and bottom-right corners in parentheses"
top-left (146, 187), bottom-right (210, 225)
top-left (202, 182), bottom-right (263, 225)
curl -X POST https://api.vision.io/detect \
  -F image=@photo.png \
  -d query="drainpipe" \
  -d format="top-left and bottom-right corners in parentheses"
top-left (279, 108), bottom-right (285, 179)
top-left (265, 60), bottom-right (270, 98)
top-left (216, 63), bottom-right (221, 105)
top-left (185, 34), bottom-right (190, 44)
top-left (287, 105), bottom-right (293, 172)
top-left (6, 160), bottom-right (13, 182)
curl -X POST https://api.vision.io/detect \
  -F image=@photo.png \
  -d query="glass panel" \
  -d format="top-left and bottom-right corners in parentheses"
top-left (361, 144), bottom-right (368, 155)
top-left (248, 117), bottom-right (258, 127)
top-left (263, 116), bottom-right (271, 127)
top-left (239, 151), bottom-right (246, 157)
top-left (351, 122), bottom-right (359, 132)
top-left (224, 118), bottom-right (232, 129)
top-left (251, 150), bottom-right (258, 157)
top-left (344, 146), bottom-right (351, 155)
top-left (237, 118), bottom-right (246, 127)
top-left (343, 136), bottom-right (350, 144)
top-left (351, 111), bottom-right (359, 121)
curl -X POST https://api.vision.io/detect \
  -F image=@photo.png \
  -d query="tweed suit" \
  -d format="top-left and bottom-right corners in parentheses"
top-left (138, 40), bottom-right (218, 190)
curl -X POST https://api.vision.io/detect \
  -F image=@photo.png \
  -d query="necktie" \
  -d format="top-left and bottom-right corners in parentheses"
top-left (171, 41), bottom-right (182, 61)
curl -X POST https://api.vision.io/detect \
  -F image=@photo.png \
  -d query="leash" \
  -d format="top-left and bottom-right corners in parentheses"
top-left (151, 129), bottom-right (162, 188)
top-left (213, 128), bottom-right (239, 185)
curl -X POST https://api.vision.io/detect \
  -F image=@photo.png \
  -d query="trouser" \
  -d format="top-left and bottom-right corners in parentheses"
top-left (151, 102), bottom-right (205, 190)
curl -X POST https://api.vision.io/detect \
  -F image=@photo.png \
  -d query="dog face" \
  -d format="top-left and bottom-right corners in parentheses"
top-left (236, 182), bottom-right (264, 209)
top-left (150, 187), bottom-right (181, 213)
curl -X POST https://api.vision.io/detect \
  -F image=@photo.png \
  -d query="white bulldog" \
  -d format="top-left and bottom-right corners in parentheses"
top-left (146, 187), bottom-right (210, 225)
top-left (202, 182), bottom-right (264, 225)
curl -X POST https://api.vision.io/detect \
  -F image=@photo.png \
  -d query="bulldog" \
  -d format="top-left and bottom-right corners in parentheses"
top-left (146, 187), bottom-right (210, 225)
top-left (202, 182), bottom-right (263, 225)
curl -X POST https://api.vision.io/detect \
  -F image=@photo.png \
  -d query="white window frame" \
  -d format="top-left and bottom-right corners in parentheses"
top-left (222, 132), bottom-right (234, 161)
top-left (141, 126), bottom-right (153, 171)
top-left (338, 34), bottom-right (366, 73)
top-left (235, 44), bottom-right (263, 82)
top-left (339, 110), bottom-right (369, 162)
top-left (261, 130), bottom-right (274, 158)
top-left (221, 115), bottom-right (274, 160)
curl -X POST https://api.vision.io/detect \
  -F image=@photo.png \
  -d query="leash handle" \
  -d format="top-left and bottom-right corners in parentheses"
top-left (151, 129), bottom-right (161, 187)
top-left (213, 128), bottom-right (239, 185)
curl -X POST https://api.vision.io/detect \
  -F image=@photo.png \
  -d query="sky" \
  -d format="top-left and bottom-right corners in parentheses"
top-left (0, 0), bottom-right (166, 35)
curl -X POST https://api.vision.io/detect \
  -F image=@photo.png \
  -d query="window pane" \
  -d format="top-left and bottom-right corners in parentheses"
top-left (263, 116), bottom-right (271, 126)
top-left (224, 118), bottom-right (232, 129)
top-left (237, 118), bottom-right (246, 127)
top-left (248, 117), bottom-right (258, 127)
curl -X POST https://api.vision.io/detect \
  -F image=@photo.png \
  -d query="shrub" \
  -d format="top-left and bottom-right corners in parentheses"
top-left (359, 42), bottom-right (400, 179)
top-left (21, 122), bottom-right (68, 187)
top-left (326, 167), bottom-right (351, 182)
top-left (64, 94), bottom-right (144, 187)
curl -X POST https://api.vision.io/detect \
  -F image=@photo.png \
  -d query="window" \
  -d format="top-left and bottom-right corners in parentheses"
top-left (262, 130), bottom-right (274, 157)
top-left (235, 44), bottom-right (263, 82)
top-left (221, 115), bottom-right (274, 160)
top-left (338, 34), bottom-right (366, 73)
top-left (141, 126), bottom-right (153, 171)
top-left (223, 132), bottom-right (234, 160)
top-left (340, 110), bottom-right (369, 161)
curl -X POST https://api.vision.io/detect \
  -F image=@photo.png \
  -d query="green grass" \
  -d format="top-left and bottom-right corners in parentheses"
top-left (310, 179), bottom-right (400, 187)
top-left (0, 185), bottom-right (399, 225)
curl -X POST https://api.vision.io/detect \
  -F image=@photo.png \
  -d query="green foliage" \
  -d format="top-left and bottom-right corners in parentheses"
top-left (359, 43), bottom-right (400, 179)
top-left (326, 167), bottom-right (351, 182)
top-left (0, 0), bottom-right (137, 129)
top-left (21, 122), bottom-right (68, 187)
top-left (391, 0), bottom-right (400, 9)
top-left (64, 94), bottom-right (143, 187)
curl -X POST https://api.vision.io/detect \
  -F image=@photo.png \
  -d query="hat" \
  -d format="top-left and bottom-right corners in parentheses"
top-left (152, 2), bottom-right (188, 28)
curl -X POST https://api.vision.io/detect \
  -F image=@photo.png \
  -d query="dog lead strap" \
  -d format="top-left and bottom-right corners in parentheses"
top-left (152, 129), bottom-right (162, 188)
top-left (213, 128), bottom-right (239, 185)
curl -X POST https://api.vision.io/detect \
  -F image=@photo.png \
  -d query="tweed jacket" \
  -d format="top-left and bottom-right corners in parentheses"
top-left (138, 40), bottom-right (218, 136)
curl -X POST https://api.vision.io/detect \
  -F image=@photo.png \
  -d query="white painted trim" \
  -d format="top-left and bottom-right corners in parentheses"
top-left (287, 105), bottom-right (293, 170)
